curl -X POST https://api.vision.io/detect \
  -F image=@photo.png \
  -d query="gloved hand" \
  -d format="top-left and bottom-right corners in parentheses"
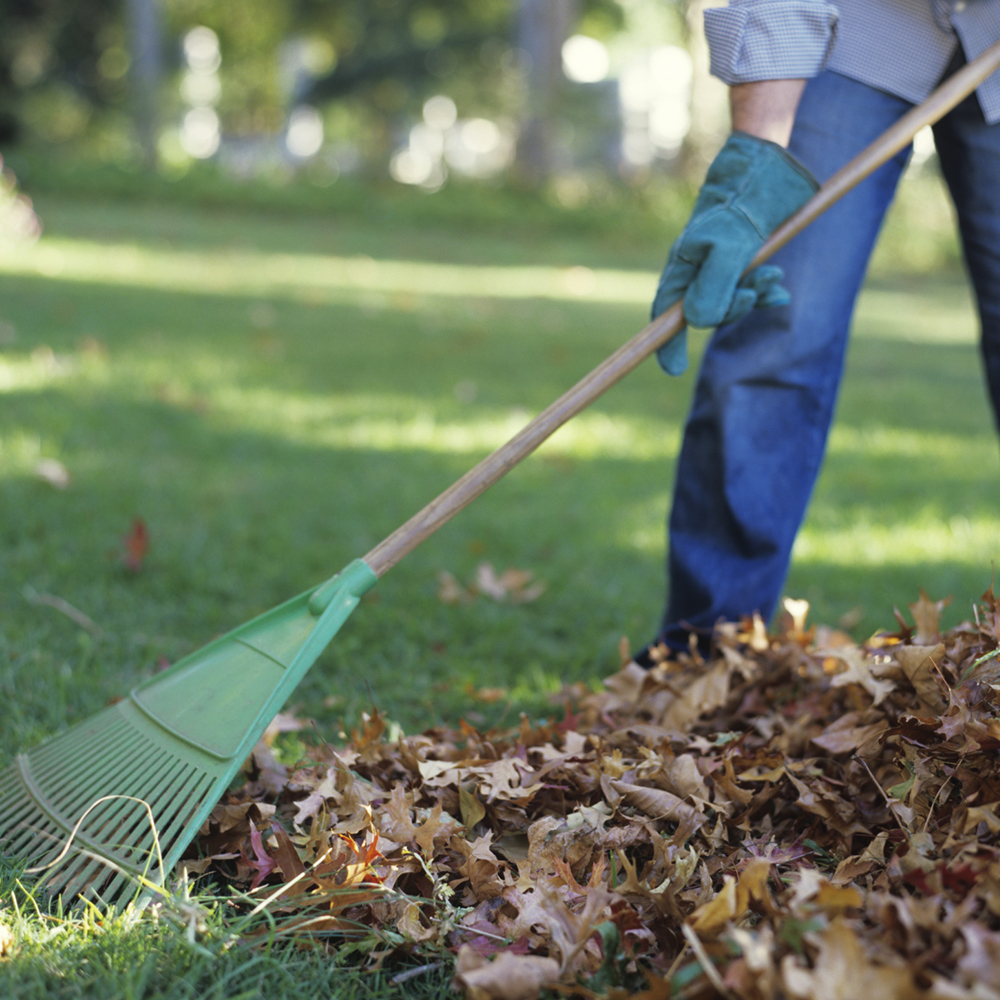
top-left (652, 131), bottom-right (819, 376)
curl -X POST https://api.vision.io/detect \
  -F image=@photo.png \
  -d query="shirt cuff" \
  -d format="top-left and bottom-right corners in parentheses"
top-left (704, 0), bottom-right (840, 84)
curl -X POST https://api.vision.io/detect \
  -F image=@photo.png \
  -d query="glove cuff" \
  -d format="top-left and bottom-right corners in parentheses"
top-left (729, 130), bottom-right (819, 192)
top-left (704, 131), bottom-right (819, 239)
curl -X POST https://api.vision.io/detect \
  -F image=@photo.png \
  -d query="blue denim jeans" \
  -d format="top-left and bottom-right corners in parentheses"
top-left (658, 64), bottom-right (1000, 651)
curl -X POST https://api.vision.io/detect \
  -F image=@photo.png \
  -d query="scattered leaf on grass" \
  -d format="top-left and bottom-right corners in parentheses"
top-left (122, 517), bottom-right (149, 572)
top-left (34, 458), bottom-right (70, 489)
top-left (438, 563), bottom-right (545, 605)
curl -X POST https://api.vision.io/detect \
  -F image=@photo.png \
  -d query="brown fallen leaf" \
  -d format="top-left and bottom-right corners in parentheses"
top-left (437, 570), bottom-right (470, 605)
top-left (437, 563), bottom-right (546, 605)
top-left (894, 643), bottom-right (948, 712)
top-left (453, 946), bottom-right (561, 1000)
top-left (782, 918), bottom-right (917, 1000)
top-left (811, 710), bottom-right (888, 754)
top-left (269, 823), bottom-right (307, 883)
top-left (475, 563), bottom-right (546, 604)
top-left (820, 645), bottom-right (895, 705)
top-left (659, 659), bottom-right (733, 731)
top-left (908, 590), bottom-right (950, 645)
top-left (608, 779), bottom-right (704, 828)
top-left (396, 900), bottom-right (439, 944)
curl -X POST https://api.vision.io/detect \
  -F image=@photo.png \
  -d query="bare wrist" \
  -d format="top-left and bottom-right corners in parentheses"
top-left (729, 79), bottom-right (807, 147)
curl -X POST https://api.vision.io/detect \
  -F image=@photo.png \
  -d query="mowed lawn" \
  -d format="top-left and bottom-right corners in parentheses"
top-left (0, 190), bottom-right (997, 759)
top-left (0, 180), bottom-right (998, 998)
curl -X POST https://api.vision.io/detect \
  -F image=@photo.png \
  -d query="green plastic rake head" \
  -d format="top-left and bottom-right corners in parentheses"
top-left (0, 560), bottom-right (376, 905)
top-left (2, 43), bottom-right (997, 908)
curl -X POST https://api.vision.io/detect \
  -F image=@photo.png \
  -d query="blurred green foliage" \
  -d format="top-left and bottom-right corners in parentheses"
top-left (1, 0), bottom-right (632, 161)
top-left (0, 0), bottom-right (967, 279)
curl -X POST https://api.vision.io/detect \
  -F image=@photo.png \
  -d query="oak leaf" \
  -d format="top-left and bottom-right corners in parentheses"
top-left (821, 646), bottom-right (895, 705)
top-left (908, 590), bottom-right (950, 645)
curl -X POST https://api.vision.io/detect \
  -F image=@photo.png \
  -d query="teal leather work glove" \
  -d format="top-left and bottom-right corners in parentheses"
top-left (652, 131), bottom-right (819, 376)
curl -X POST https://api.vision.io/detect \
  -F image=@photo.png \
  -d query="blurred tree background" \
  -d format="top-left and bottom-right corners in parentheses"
top-left (0, 1), bottom-right (715, 190)
top-left (0, 0), bottom-right (963, 276)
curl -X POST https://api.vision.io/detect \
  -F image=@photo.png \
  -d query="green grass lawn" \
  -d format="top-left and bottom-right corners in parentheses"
top-left (0, 175), bottom-right (998, 997)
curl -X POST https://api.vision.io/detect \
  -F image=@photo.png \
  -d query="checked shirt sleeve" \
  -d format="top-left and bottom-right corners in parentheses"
top-left (704, 0), bottom-right (840, 84)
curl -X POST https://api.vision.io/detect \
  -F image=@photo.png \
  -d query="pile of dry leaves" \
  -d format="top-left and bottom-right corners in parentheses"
top-left (185, 586), bottom-right (1000, 999)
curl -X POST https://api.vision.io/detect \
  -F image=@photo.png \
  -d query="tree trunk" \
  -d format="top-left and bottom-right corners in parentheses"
top-left (514, 0), bottom-right (577, 188)
top-left (127, 0), bottom-right (163, 170)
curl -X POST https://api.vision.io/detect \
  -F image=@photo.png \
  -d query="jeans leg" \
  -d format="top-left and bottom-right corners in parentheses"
top-left (933, 75), bottom-right (1000, 436)
top-left (659, 72), bottom-right (914, 650)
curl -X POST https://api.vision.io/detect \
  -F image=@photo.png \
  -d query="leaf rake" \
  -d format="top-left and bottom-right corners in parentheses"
top-left (3, 42), bottom-right (999, 908)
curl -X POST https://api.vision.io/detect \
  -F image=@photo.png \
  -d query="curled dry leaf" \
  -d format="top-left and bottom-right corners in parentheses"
top-left (454, 946), bottom-right (561, 1000)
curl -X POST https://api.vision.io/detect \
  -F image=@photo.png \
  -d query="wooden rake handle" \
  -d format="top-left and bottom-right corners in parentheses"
top-left (364, 38), bottom-right (1000, 578)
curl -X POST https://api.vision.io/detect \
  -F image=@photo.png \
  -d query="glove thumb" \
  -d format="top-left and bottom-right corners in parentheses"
top-left (682, 243), bottom-right (743, 329)
top-left (656, 329), bottom-right (689, 376)
top-left (651, 253), bottom-right (697, 321)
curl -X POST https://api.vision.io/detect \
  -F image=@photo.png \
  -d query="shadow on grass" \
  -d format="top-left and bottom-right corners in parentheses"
top-left (2, 378), bottom-right (996, 758)
top-left (1, 240), bottom-right (998, 761)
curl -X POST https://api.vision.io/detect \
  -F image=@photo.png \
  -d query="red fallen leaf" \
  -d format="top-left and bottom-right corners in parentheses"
top-left (123, 518), bottom-right (149, 572)
top-left (242, 824), bottom-right (277, 890)
top-left (941, 864), bottom-right (981, 893)
top-left (553, 700), bottom-right (582, 735)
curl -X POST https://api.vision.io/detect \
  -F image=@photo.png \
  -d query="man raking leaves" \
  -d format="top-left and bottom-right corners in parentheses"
top-left (638, 0), bottom-right (1000, 665)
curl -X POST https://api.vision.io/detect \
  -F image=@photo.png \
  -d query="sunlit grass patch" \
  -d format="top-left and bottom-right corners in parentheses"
top-left (0, 346), bottom-right (79, 393)
top-left (0, 427), bottom-right (69, 479)
top-left (0, 236), bottom-right (656, 308)
top-left (794, 511), bottom-right (999, 568)
top-left (205, 385), bottom-right (680, 460)
top-left (853, 280), bottom-right (977, 344)
top-left (825, 423), bottom-right (996, 462)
